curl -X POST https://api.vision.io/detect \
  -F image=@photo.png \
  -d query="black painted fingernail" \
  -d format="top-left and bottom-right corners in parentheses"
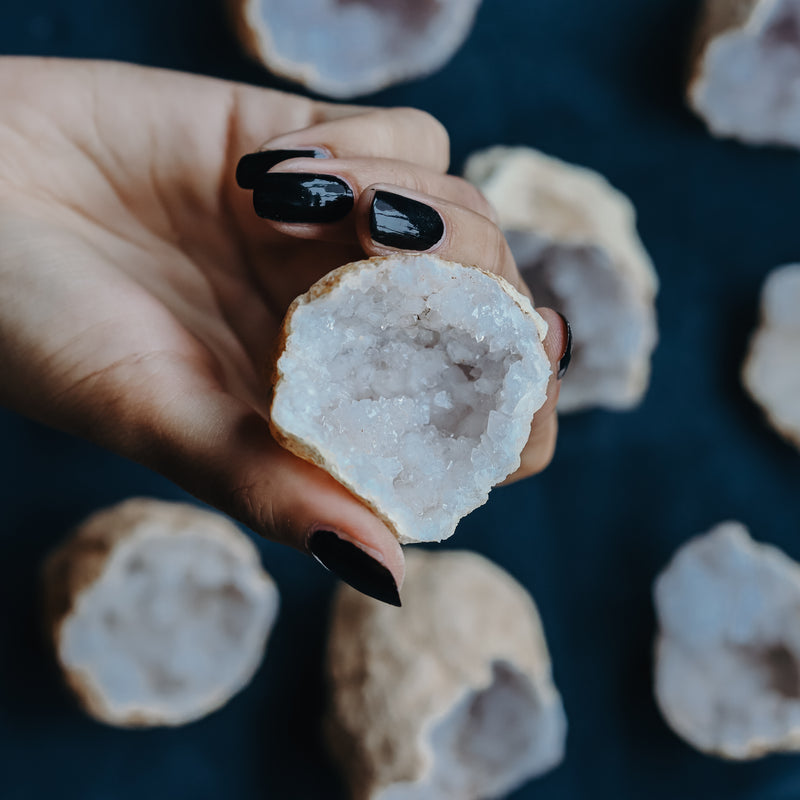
top-left (236, 149), bottom-right (323, 189)
top-left (253, 173), bottom-right (354, 223)
top-left (370, 190), bottom-right (445, 251)
top-left (308, 530), bottom-right (401, 607)
top-left (557, 312), bottom-right (573, 379)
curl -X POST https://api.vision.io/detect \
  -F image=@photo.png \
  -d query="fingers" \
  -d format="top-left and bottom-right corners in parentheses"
top-left (249, 107), bottom-right (450, 174)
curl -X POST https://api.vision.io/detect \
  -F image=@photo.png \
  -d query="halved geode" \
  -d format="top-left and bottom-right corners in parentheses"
top-left (269, 254), bottom-right (551, 544)
top-left (742, 263), bottom-right (800, 451)
top-left (325, 549), bottom-right (567, 800)
top-left (689, 0), bottom-right (800, 148)
top-left (42, 499), bottom-right (279, 728)
top-left (654, 522), bottom-right (800, 758)
top-left (230, 0), bottom-right (483, 99)
top-left (464, 146), bottom-right (658, 413)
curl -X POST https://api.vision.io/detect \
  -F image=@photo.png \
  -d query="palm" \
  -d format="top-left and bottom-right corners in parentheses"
top-left (0, 60), bottom-right (361, 428)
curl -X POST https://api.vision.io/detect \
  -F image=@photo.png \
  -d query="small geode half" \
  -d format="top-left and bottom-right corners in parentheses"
top-left (464, 146), bottom-right (658, 413)
top-left (230, 0), bottom-right (483, 99)
top-left (689, 0), bottom-right (800, 148)
top-left (742, 263), bottom-right (800, 451)
top-left (269, 254), bottom-right (551, 544)
top-left (42, 498), bottom-right (279, 728)
top-left (654, 522), bottom-right (800, 758)
top-left (325, 549), bottom-right (567, 799)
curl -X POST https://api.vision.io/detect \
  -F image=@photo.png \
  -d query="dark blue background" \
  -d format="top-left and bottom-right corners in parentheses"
top-left (2, 1), bottom-right (800, 798)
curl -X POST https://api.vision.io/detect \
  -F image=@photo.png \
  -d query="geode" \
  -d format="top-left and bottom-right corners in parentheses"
top-left (42, 498), bottom-right (279, 727)
top-left (325, 549), bottom-right (567, 799)
top-left (464, 146), bottom-right (658, 413)
top-left (689, 0), bottom-right (800, 148)
top-left (654, 522), bottom-right (800, 758)
top-left (230, 0), bottom-right (483, 99)
top-left (269, 254), bottom-right (552, 545)
top-left (742, 263), bottom-right (800, 451)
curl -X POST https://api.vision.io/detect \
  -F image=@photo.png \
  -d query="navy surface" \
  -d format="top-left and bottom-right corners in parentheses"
top-left (2, 1), bottom-right (800, 798)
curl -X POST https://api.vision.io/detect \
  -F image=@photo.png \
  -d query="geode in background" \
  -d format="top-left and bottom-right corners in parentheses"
top-left (464, 146), bottom-right (658, 414)
top-left (742, 264), bottom-right (800, 451)
top-left (688, 0), bottom-right (800, 148)
top-left (325, 549), bottom-right (567, 799)
top-left (654, 522), bottom-right (800, 759)
top-left (42, 498), bottom-right (279, 727)
top-left (230, 0), bottom-right (483, 99)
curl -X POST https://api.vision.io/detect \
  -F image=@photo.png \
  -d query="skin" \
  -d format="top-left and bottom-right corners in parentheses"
top-left (0, 58), bottom-right (568, 593)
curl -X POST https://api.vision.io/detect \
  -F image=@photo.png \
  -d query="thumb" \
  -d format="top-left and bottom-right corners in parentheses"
top-left (165, 394), bottom-right (405, 607)
top-left (60, 364), bottom-right (405, 607)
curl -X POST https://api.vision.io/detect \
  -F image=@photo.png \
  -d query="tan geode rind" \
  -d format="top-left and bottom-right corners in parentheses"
top-left (654, 522), bottom-right (800, 759)
top-left (464, 146), bottom-right (658, 413)
top-left (689, 0), bottom-right (800, 148)
top-left (325, 550), bottom-right (567, 800)
top-left (42, 498), bottom-right (279, 728)
top-left (230, 0), bottom-right (482, 99)
top-left (742, 264), bottom-right (800, 451)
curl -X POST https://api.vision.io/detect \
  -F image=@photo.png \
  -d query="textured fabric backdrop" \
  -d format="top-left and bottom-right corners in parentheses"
top-left (2, 1), bottom-right (800, 798)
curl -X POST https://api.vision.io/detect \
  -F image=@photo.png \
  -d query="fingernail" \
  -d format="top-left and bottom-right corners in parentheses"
top-left (370, 190), bottom-right (445, 251)
top-left (253, 173), bottom-right (354, 223)
top-left (557, 312), bottom-right (573, 379)
top-left (236, 149), bottom-right (323, 189)
top-left (308, 530), bottom-right (401, 607)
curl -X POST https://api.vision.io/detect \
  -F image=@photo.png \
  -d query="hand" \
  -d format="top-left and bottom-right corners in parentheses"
top-left (0, 58), bottom-right (569, 604)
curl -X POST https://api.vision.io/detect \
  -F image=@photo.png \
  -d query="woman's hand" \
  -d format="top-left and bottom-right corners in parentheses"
top-left (0, 58), bottom-right (569, 604)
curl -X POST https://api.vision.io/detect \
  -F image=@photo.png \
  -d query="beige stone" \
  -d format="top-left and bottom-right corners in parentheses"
top-left (742, 264), bottom-right (800, 451)
top-left (42, 498), bottom-right (279, 727)
top-left (688, 0), bottom-right (800, 148)
top-left (654, 522), bottom-right (800, 758)
top-left (325, 549), bottom-right (566, 799)
top-left (230, 0), bottom-right (482, 99)
top-left (270, 254), bottom-right (551, 545)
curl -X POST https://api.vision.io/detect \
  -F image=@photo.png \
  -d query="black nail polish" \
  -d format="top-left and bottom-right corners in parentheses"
top-left (557, 312), bottom-right (573, 379)
top-left (236, 149), bottom-right (322, 189)
top-left (370, 190), bottom-right (445, 251)
top-left (308, 530), bottom-right (401, 607)
top-left (253, 173), bottom-right (354, 223)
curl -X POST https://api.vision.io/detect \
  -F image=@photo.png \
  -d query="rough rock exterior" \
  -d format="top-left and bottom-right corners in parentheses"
top-left (654, 522), bottom-right (800, 758)
top-left (230, 0), bottom-right (482, 99)
top-left (325, 549), bottom-right (567, 799)
top-left (742, 264), bottom-right (800, 451)
top-left (270, 254), bottom-right (551, 545)
top-left (42, 498), bottom-right (279, 728)
top-left (464, 146), bottom-right (658, 413)
top-left (689, 0), bottom-right (800, 148)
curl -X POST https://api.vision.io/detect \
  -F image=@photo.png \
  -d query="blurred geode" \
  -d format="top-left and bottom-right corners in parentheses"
top-left (42, 498), bottom-right (279, 727)
top-left (325, 549), bottom-right (567, 799)
top-left (231, 0), bottom-right (483, 98)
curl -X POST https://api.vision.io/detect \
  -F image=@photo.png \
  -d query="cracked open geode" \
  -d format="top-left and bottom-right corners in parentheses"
top-left (269, 254), bottom-right (551, 544)
top-left (230, 0), bottom-right (483, 99)
top-left (325, 549), bottom-right (567, 800)
top-left (654, 522), bottom-right (800, 758)
top-left (42, 499), bottom-right (279, 728)
top-left (689, 0), bottom-right (800, 148)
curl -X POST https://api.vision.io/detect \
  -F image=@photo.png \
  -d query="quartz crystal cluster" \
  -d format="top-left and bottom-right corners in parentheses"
top-left (42, 499), bottom-right (279, 727)
top-left (270, 254), bottom-right (551, 544)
